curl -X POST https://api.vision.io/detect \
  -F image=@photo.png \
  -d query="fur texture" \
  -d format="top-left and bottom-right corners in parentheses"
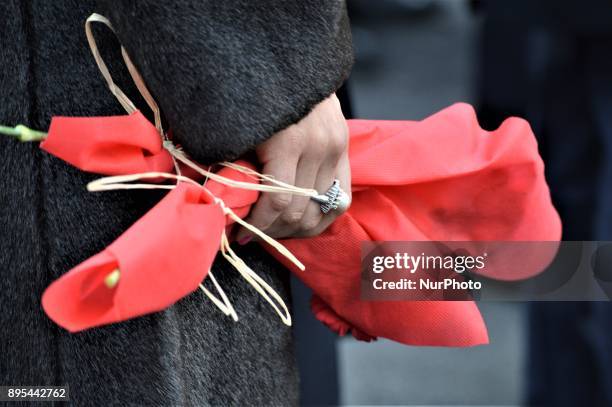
top-left (101, 0), bottom-right (354, 165)
top-left (0, 1), bottom-right (352, 405)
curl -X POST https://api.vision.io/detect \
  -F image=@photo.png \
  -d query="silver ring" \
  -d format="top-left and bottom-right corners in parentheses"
top-left (311, 179), bottom-right (351, 214)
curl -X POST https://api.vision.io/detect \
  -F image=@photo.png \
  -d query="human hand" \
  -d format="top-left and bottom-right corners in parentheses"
top-left (236, 93), bottom-right (351, 242)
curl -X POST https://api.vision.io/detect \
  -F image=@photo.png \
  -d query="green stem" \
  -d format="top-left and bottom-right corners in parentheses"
top-left (0, 124), bottom-right (47, 142)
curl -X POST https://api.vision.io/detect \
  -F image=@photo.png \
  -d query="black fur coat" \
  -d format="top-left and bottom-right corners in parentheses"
top-left (0, 1), bottom-right (352, 405)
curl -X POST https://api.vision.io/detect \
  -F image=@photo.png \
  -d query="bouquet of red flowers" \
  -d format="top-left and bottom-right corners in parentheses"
top-left (1, 14), bottom-right (561, 347)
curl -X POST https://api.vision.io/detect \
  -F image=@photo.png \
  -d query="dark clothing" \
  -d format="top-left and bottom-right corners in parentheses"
top-left (478, 1), bottom-right (612, 405)
top-left (525, 35), bottom-right (612, 403)
top-left (0, 1), bottom-right (352, 405)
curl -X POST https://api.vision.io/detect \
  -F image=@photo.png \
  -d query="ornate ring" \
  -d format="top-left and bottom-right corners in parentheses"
top-left (311, 179), bottom-right (350, 214)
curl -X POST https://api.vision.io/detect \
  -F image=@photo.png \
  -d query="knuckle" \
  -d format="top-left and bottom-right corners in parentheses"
top-left (286, 127), bottom-right (307, 149)
top-left (303, 216), bottom-right (335, 237)
top-left (247, 213), bottom-right (273, 231)
top-left (312, 129), bottom-right (327, 144)
top-left (280, 210), bottom-right (304, 225)
top-left (301, 215), bottom-right (322, 232)
top-left (330, 130), bottom-right (348, 153)
top-left (269, 194), bottom-right (291, 212)
top-left (306, 134), bottom-right (327, 156)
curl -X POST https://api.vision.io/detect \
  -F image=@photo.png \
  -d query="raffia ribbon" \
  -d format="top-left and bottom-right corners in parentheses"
top-left (83, 13), bottom-right (322, 326)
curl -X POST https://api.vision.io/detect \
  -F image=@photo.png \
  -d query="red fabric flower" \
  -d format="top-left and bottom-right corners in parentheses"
top-left (42, 163), bottom-right (258, 332)
top-left (39, 103), bottom-right (561, 347)
top-left (41, 110), bottom-right (174, 175)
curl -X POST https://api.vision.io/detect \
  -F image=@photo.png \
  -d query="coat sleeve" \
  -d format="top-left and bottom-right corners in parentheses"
top-left (96, 0), bottom-right (354, 164)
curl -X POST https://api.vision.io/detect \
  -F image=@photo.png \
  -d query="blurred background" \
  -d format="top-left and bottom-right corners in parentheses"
top-left (291, 0), bottom-right (612, 405)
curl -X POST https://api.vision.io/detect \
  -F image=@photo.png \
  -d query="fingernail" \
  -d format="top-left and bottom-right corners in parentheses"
top-left (238, 236), bottom-right (253, 245)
